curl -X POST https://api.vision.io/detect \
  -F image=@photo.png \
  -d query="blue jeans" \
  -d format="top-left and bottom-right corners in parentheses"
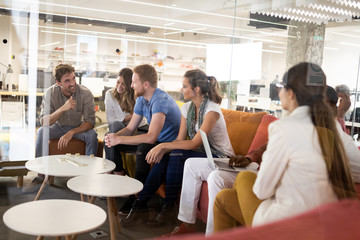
top-left (138, 149), bottom-right (209, 206)
top-left (35, 123), bottom-right (98, 157)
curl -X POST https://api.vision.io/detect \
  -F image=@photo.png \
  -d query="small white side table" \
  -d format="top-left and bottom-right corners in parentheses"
top-left (3, 199), bottom-right (106, 240)
top-left (26, 154), bottom-right (116, 200)
top-left (67, 174), bottom-right (143, 240)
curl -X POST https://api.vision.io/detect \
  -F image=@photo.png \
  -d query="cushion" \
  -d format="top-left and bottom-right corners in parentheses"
top-left (172, 199), bottom-right (360, 240)
top-left (48, 138), bottom-right (104, 157)
top-left (221, 109), bottom-right (266, 156)
top-left (196, 182), bottom-right (209, 223)
top-left (247, 114), bottom-right (278, 154)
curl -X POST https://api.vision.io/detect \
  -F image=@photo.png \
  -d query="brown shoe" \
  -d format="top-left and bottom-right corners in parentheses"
top-left (158, 223), bottom-right (196, 238)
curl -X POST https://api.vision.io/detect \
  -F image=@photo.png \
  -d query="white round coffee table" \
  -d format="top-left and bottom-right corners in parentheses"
top-left (67, 174), bottom-right (143, 240)
top-left (3, 199), bottom-right (106, 240)
top-left (26, 154), bottom-right (116, 200)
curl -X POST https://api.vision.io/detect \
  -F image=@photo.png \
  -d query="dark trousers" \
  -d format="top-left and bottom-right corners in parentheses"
top-left (104, 121), bottom-right (148, 172)
top-left (138, 149), bottom-right (208, 207)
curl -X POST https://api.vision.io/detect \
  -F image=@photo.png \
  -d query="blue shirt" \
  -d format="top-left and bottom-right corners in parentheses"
top-left (134, 88), bottom-right (181, 142)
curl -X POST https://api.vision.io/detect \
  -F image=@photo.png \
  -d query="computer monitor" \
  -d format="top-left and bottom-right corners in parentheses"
top-left (269, 83), bottom-right (279, 101)
top-left (37, 70), bottom-right (56, 90)
top-left (249, 84), bottom-right (265, 95)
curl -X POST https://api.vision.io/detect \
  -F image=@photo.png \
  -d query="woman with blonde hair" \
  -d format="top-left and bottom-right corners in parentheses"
top-left (213, 62), bottom-right (357, 231)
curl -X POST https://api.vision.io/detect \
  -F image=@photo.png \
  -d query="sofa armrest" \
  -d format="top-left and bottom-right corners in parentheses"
top-left (167, 199), bottom-right (360, 240)
top-left (196, 182), bottom-right (209, 223)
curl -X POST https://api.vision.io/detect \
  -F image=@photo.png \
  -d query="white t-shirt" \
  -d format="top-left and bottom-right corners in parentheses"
top-left (105, 89), bottom-right (129, 124)
top-left (181, 100), bottom-right (234, 157)
top-left (105, 89), bottom-right (147, 127)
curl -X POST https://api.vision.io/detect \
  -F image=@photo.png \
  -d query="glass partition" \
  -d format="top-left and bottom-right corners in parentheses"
top-left (1, 0), bottom-right (359, 174)
top-left (1, 1), bottom-right (360, 239)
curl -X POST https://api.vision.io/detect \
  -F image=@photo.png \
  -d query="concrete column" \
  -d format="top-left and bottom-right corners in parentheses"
top-left (286, 20), bottom-right (326, 70)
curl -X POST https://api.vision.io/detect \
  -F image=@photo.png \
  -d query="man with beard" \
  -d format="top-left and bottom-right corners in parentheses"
top-left (105, 64), bottom-right (181, 214)
top-left (28, 64), bottom-right (98, 188)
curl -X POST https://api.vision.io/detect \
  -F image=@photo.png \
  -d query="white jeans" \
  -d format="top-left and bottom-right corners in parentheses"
top-left (177, 158), bottom-right (237, 235)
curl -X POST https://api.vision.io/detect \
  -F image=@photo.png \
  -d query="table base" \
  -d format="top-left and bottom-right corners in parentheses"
top-left (80, 194), bottom-right (121, 240)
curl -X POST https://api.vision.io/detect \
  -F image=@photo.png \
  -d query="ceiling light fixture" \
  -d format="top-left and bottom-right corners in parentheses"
top-left (324, 46), bottom-right (339, 50)
top-left (331, 32), bottom-right (360, 39)
top-left (164, 22), bottom-right (175, 26)
top-left (13, 23), bottom-right (208, 47)
top-left (7, 0), bottom-right (297, 38)
top-left (262, 49), bottom-right (283, 54)
top-left (39, 41), bottom-right (60, 48)
top-left (269, 45), bottom-right (287, 49)
top-left (120, 0), bottom-right (298, 28)
top-left (340, 42), bottom-right (360, 47)
top-left (40, 30), bottom-right (207, 49)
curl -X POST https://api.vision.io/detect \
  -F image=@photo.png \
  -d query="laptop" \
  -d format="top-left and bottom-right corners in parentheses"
top-left (199, 129), bottom-right (259, 173)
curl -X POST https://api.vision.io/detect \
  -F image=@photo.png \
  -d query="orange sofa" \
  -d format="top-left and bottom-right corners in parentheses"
top-left (121, 108), bottom-right (277, 209)
top-left (196, 109), bottom-right (277, 222)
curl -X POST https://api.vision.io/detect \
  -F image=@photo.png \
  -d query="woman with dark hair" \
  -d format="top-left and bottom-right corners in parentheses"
top-left (105, 68), bottom-right (135, 132)
top-left (213, 62), bottom-right (358, 232)
top-left (104, 68), bottom-right (146, 175)
top-left (122, 69), bottom-right (234, 226)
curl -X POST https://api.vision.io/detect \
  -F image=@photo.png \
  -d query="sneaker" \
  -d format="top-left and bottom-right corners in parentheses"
top-left (158, 223), bottom-right (197, 238)
top-left (118, 196), bottom-right (136, 216)
top-left (21, 176), bottom-right (44, 193)
top-left (120, 199), bottom-right (148, 227)
top-left (146, 205), bottom-right (178, 227)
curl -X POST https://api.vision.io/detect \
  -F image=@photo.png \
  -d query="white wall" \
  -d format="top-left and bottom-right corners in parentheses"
top-left (261, 51), bottom-right (286, 86)
top-left (322, 46), bottom-right (360, 91)
top-left (0, 16), bottom-right (11, 86)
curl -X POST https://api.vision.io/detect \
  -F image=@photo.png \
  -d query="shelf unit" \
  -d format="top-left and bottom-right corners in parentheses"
top-left (23, 49), bottom-right (206, 83)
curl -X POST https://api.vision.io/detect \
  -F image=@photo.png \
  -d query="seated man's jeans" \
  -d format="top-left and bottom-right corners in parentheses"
top-left (35, 123), bottom-right (98, 157)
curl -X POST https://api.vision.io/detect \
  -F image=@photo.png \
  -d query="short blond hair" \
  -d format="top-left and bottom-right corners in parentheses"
top-left (53, 64), bottom-right (75, 82)
top-left (133, 64), bottom-right (158, 88)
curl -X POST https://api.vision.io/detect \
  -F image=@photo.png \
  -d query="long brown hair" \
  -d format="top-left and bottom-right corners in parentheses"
top-left (283, 62), bottom-right (357, 199)
top-left (184, 69), bottom-right (222, 104)
top-left (112, 68), bottom-right (135, 114)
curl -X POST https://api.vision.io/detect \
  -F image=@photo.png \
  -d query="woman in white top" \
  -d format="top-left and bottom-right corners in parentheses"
top-left (104, 68), bottom-right (138, 174)
top-left (122, 69), bottom-right (234, 227)
top-left (213, 62), bottom-right (357, 231)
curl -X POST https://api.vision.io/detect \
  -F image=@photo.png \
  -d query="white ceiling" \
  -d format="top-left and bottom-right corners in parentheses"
top-left (1, 0), bottom-right (359, 50)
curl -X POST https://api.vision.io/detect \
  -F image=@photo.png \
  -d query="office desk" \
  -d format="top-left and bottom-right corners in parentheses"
top-left (0, 90), bottom-right (44, 129)
top-left (0, 90), bottom-right (44, 96)
top-left (3, 199), bottom-right (106, 240)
